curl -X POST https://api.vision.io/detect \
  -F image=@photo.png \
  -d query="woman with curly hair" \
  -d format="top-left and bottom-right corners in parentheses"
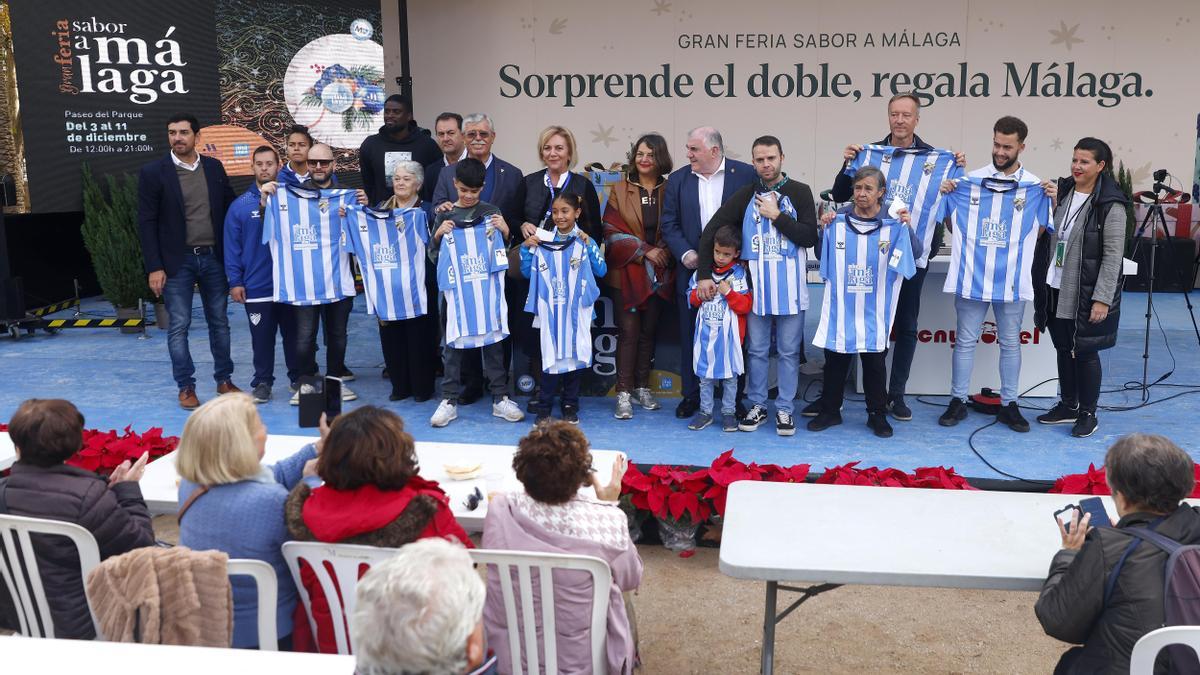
top-left (482, 421), bottom-right (639, 674)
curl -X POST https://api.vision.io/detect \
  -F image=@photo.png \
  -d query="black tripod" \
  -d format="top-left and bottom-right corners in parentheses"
top-left (1130, 189), bottom-right (1200, 394)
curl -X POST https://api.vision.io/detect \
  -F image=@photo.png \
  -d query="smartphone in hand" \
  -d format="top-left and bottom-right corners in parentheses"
top-left (324, 376), bottom-right (343, 423)
top-left (1078, 497), bottom-right (1112, 528)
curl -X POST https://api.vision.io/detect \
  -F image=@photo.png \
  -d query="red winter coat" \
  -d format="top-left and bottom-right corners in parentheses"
top-left (284, 476), bottom-right (472, 653)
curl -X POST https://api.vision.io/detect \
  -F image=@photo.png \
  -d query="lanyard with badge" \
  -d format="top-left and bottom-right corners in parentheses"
top-left (542, 172), bottom-right (571, 227)
top-left (1056, 194), bottom-right (1091, 268)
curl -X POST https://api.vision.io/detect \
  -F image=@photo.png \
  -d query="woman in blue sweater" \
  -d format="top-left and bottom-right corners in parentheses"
top-left (176, 393), bottom-right (321, 649)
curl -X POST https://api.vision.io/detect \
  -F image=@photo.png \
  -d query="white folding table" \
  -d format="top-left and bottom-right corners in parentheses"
top-left (140, 434), bottom-right (622, 532)
top-left (719, 481), bottom-right (1116, 674)
top-left (0, 635), bottom-right (355, 672)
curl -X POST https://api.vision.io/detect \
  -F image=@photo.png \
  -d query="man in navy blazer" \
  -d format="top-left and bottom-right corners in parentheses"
top-left (137, 113), bottom-right (238, 410)
top-left (660, 126), bottom-right (754, 418)
top-left (431, 113), bottom-right (523, 234)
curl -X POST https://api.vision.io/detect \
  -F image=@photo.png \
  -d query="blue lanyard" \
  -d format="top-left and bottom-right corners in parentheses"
top-left (543, 172), bottom-right (571, 224)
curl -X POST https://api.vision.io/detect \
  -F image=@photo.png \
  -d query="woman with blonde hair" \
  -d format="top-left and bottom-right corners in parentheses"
top-left (513, 125), bottom-right (603, 405)
top-left (176, 392), bottom-right (322, 650)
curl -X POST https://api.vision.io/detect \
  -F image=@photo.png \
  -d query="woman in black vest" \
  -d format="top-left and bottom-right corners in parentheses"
top-left (1032, 137), bottom-right (1128, 438)
top-left (510, 127), bottom-right (603, 405)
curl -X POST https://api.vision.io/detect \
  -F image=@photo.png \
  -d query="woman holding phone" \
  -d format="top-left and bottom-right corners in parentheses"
top-left (1036, 433), bottom-right (1200, 673)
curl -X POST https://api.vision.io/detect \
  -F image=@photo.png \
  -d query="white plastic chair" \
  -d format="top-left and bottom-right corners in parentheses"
top-left (469, 549), bottom-right (611, 675)
top-left (280, 541), bottom-right (397, 654)
top-left (226, 558), bottom-right (278, 651)
top-left (0, 513), bottom-right (104, 639)
top-left (1130, 626), bottom-right (1200, 674)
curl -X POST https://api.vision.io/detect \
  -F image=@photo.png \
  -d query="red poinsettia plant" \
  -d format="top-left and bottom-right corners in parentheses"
top-left (1, 423), bottom-right (178, 477)
top-left (621, 463), bottom-right (713, 525)
top-left (1050, 462), bottom-right (1200, 497)
top-left (620, 451), bottom-right (978, 525)
top-left (702, 449), bottom-right (811, 516)
top-left (815, 461), bottom-right (976, 490)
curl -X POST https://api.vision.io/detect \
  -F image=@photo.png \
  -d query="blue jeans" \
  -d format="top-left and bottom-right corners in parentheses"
top-left (699, 376), bottom-right (738, 416)
top-left (746, 311), bottom-right (804, 415)
top-left (162, 252), bottom-right (233, 389)
top-left (887, 264), bottom-right (928, 397)
top-left (951, 296), bottom-right (1025, 404)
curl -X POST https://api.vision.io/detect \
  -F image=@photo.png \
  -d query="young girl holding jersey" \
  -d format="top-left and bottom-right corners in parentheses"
top-left (520, 193), bottom-right (608, 424)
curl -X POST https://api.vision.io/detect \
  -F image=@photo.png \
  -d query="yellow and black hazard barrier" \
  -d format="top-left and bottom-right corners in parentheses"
top-left (28, 298), bottom-right (81, 317)
top-left (42, 317), bottom-right (146, 329)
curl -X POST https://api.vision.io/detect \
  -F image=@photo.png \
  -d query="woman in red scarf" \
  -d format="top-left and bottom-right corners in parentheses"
top-left (603, 133), bottom-right (675, 421)
top-left (285, 406), bottom-right (470, 653)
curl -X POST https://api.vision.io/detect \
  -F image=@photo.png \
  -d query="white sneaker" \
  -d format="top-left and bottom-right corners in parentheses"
top-left (341, 384), bottom-right (358, 402)
top-left (614, 391), bottom-right (634, 420)
top-left (430, 400), bottom-right (458, 427)
top-left (633, 387), bottom-right (661, 410)
top-left (492, 396), bottom-right (526, 422)
top-left (289, 389), bottom-right (300, 406)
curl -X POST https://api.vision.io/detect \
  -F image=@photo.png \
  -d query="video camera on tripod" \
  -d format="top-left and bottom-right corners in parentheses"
top-left (1128, 168), bottom-right (1200, 396)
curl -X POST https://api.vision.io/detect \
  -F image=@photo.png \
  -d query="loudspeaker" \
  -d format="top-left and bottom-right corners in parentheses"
top-left (1125, 238), bottom-right (1198, 292)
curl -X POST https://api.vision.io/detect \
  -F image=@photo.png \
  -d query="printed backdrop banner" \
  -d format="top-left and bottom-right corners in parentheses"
top-left (9, 0), bottom-right (383, 213)
top-left (405, 0), bottom-right (1200, 394)
top-left (405, 0), bottom-right (1199, 197)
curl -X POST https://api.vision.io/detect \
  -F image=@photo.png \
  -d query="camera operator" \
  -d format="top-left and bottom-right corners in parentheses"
top-left (1035, 433), bottom-right (1200, 673)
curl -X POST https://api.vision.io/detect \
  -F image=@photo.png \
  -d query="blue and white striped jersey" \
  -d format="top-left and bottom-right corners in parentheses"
top-left (813, 213), bottom-right (917, 354)
top-left (690, 264), bottom-right (749, 379)
top-left (342, 205), bottom-right (429, 320)
top-left (437, 220), bottom-right (509, 348)
top-left (261, 185), bottom-right (358, 305)
top-left (741, 191), bottom-right (807, 316)
top-left (940, 176), bottom-right (1053, 303)
top-left (845, 145), bottom-right (961, 268)
top-left (524, 238), bottom-right (601, 375)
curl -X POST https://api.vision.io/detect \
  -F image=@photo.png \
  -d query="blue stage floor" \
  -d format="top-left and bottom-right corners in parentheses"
top-left (2, 289), bottom-right (1198, 484)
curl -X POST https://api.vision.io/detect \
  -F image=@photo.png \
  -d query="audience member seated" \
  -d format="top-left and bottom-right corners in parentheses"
top-left (1035, 433), bottom-right (1200, 673)
top-left (0, 398), bottom-right (155, 639)
top-left (352, 538), bottom-right (499, 675)
top-left (483, 421), bottom-right (640, 674)
top-left (285, 406), bottom-right (471, 653)
top-left (176, 393), bottom-right (320, 649)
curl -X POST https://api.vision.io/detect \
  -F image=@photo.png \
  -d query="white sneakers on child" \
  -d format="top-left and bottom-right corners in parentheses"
top-left (430, 397), bottom-right (525, 427)
top-left (430, 400), bottom-right (458, 427)
top-left (492, 397), bottom-right (526, 422)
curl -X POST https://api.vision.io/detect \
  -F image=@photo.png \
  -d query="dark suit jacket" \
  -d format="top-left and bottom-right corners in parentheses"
top-left (659, 158), bottom-right (755, 292)
top-left (431, 155), bottom-right (524, 236)
top-left (137, 154), bottom-right (236, 276)
top-left (422, 160), bottom-right (445, 203)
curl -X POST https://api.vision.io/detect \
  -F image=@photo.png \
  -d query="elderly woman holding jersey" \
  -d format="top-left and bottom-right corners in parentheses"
top-left (1036, 434), bottom-right (1200, 673)
top-left (377, 160), bottom-right (439, 402)
top-left (1032, 137), bottom-right (1128, 439)
top-left (603, 133), bottom-right (675, 420)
